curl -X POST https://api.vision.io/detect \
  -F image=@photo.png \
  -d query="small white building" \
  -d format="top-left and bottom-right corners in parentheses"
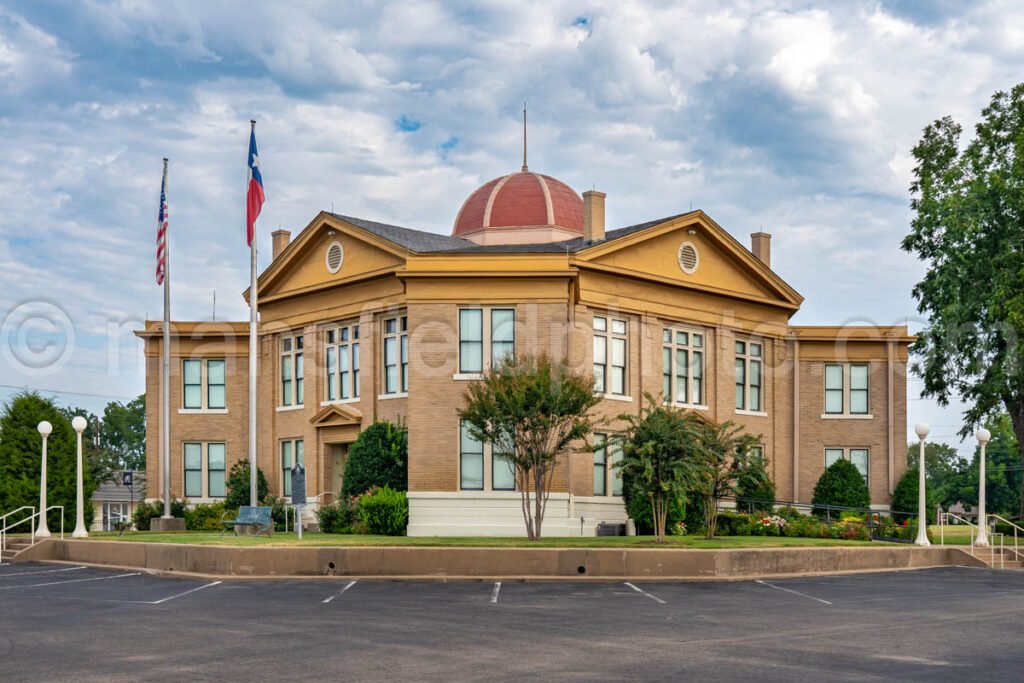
top-left (90, 471), bottom-right (145, 531)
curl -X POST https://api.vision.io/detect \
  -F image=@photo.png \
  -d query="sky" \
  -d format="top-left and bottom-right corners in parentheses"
top-left (2, 0), bottom-right (1022, 456)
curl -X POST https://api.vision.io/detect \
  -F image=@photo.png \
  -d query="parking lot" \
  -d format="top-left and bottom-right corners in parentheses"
top-left (1, 562), bottom-right (1023, 681)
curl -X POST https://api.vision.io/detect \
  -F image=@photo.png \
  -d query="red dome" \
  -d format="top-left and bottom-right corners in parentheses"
top-left (453, 171), bottom-right (584, 237)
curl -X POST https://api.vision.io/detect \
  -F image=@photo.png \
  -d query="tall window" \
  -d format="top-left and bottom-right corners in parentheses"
top-left (281, 335), bottom-right (304, 407)
top-left (325, 323), bottom-right (360, 401)
top-left (184, 442), bottom-right (226, 499)
top-left (594, 316), bottom-right (627, 396)
top-left (825, 447), bottom-right (869, 483)
top-left (182, 359), bottom-right (227, 411)
top-left (459, 422), bottom-right (515, 491)
top-left (593, 433), bottom-right (623, 496)
top-left (662, 327), bottom-right (704, 405)
top-left (281, 439), bottom-right (305, 497)
top-left (382, 315), bottom-right (408, 395)
top-left (735, 340), bottom-right (763, 412)
top-left (824, 363), bottom-right (870, 416)
top-left (459, 307), bottom-right (515, 374)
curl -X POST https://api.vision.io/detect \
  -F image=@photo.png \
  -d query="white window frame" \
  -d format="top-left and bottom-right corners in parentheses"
top-left (456, 307), bottom-right (515, 378)
top-left (180, 358), bottom-right (228, 413)
top-left (459, 421), bottom-right (516, 492)
top-left (822, 363), bottom-right (872, 418)
top-left (279, 334), bottom-right (304, 408)
top-left (381, 314), bottom-right (408, 397)
top-left (593, 433), bottom-right (623, 497)
top-left (182, 442), bottom-right (227, 501)
top-left (825, 447), bottom-right (869, 484)
top-left (662, 326), bottom-right (706, 408)
top-left (735, 339), bottom-right (765, 416)
top-left (593, 315), bottom-right (629, 399)
top-left (102, 502), bottom-right (130, 531)
top-left (281, 439), bottom-right (305, 498)
top-left (324, 322), bottom-right (360, 404)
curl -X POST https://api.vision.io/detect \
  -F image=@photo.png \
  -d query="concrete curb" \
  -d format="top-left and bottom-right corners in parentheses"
top-left (15, 539), bottom-right (988, 581)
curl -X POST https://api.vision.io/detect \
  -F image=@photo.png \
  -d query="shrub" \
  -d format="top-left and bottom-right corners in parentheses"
top-left (132, 499), bottom-right (186, 530)
top-left (317, 494), bottom-right (364, 534)
top-left (622, 476), bottom-right (686, 536)
top-left (890, 467), bottom-right (937, 523)
top-left (735, 456), bottom-right (776, 514)
top-left (775, 506), bottom-right (806, 523)
top-left (356, 486), bottom-right (408, 536)
top-left (811, 459), bottom-right (870, 515)
top-left (263, 496), bottom-right (288, 532)
top-left (342, 420), bottom-right (408, 499)
top-left (184, 502), bottom-right (229, 531)
top-left (225, 461), bottom-right (269, 510)
top-left (714, 511), bottom-right (751, 536)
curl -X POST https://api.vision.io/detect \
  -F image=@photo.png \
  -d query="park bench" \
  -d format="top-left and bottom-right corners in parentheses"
top-left (220, 506), bottom-right (273, 537)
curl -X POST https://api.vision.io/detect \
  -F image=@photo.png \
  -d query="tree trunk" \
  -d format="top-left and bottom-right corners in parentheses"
top-left (1008, 402), bottom-right (1024, 520)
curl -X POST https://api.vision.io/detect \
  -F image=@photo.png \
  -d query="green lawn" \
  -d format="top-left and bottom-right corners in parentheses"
top-left (82, 531), bottom-right (882, 549)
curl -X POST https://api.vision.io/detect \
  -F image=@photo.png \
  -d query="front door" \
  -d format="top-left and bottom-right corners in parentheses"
top-left (330, 444), bottom-right (348, 498)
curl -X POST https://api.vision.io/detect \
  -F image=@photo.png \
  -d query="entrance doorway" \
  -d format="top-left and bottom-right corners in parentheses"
top-left (330, 444), bottom-right (348, 498)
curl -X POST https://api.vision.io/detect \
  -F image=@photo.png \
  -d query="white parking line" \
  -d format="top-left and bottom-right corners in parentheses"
top-left (491, 581), bottom-right (502, 604)
top-left (624, 582), bottom-right (666, 605)
top-left (756, 579), bottom-right (833, 605)
top-left (0, 566), bottom-right (87, 579)
top-left (149, 581), bottom-right (222, 604)
top-left (0, 572), bottom-right (140, 591)
top-left (322, 580), bottom-right (357, 604)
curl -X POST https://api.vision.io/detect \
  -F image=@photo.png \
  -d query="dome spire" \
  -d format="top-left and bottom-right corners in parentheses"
top-left (522, 102), bottom-right (528, 172)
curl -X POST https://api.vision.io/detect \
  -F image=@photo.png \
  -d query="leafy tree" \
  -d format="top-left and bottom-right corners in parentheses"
top-left (735, 451), bottom-right (776, 514)
top-left (902, 84), bottom-right (1024, 517)
top-left (615, 398), bottom-right (699, 542)
top-left (811, 459), bottom-right (870, 515)
top-left (100, 395), bottom-right (146, 471)
top-left (224, 460), bottom-right (269, 509)
top-left (689, 419), bottom-right (760, 539)
top-left (0, 391), bottom-right (96, 531)
top-left (341, 420), bottom-right (408, 499)
top-left (460, 354), bottom-right (599, 540)
top-left (905, 441), bottom-right (966, 508)
top-left (891, 466), bottom-right (938, 523)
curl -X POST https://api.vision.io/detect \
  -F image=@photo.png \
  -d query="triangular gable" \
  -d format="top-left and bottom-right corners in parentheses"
top-left (249, 213), bottom-right (409, 303)
top-left (310, 403), bottom-right (363, 428)
top-left (574, 212), bottom-right (803, 310)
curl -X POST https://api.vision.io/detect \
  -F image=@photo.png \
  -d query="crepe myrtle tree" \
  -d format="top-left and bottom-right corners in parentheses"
top-left (460, 354), bottom-right (599, 540)
top-left (903, 84), bottom-right (1024, 517)
top-left (689, 419), bottom-right (761, 539)
top-left (614, 397), bottom-right (700, 542)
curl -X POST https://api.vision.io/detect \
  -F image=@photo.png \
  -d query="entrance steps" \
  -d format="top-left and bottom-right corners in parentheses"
top-left (1, 537), bottom-right (37, 563)
top-left (968, 545), bottom-right (1024, 569)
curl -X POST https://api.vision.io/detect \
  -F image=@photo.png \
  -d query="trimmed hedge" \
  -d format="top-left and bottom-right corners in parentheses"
top-left (811, 459), bottom-right (870, 514)
top-left (132, 499), bottom-right (186, 530)
top-left (341, 420), bottom-right (408, 499)
top-left (357, 486), bottom-right (408, 536)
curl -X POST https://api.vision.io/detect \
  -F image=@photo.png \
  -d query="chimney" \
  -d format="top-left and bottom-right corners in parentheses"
top-left (272, 229), bottom-right (291, 260)
top-left (750, 231), bottom-right (771, 268)
top-left (583, 190), bottom-right (606, 243)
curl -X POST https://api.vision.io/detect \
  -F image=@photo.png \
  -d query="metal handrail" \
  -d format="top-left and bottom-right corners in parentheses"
top-left (940, 512), bottom-right (1005, 568)
top-left (1, 506), bottom-right (36, 551)
top-left (989, 514), bottom-right (1022, 562)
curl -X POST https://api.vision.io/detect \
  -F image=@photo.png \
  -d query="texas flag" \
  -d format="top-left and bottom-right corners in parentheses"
top-left (246, 124), bottom-right (265, 247)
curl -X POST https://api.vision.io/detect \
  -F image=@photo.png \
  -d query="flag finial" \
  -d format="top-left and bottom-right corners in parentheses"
top-left (522, 102), bottom-right (528, 172)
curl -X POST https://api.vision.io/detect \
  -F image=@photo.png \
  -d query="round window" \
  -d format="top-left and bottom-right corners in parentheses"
top-left (678, 242), bottom-right (699, 274)
top-left (325, 241), bottom-right (344, 274)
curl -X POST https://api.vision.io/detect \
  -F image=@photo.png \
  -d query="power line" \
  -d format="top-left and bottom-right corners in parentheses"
top-left (0, 383), bottom-right (138, 402)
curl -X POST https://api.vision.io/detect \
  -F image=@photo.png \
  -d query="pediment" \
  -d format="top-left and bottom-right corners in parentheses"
top-left (253, 213), bottom-right (407, 302)
top-left (576, 213), bottom-right (802, 310)
top-left (310, 403), bottom-right (363, 428)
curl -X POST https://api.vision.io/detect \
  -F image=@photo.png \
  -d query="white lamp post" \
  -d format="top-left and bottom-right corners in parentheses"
top-left (975, 427), bottom-right (992, 547)
top-left (37, 421), bottom-right (52, 538)
top-left (72, 416), bottom-right (89, 538)
top-left (914, 422), bottom-right (930, 546)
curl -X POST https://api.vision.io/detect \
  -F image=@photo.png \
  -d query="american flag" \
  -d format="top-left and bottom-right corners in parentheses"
top-left (156, 160), bottom-right (168, 285)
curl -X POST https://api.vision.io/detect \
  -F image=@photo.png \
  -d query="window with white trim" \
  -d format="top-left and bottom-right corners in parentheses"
top-left (825, 447), bottom-right (869, 484)
top-left (382, 315), bottom-right (408, 395)
top-left (102, 503), bottom-right (130, 531)
top-left (735, 340), bottom-right (763, 412)
top-left (459, 422), bottom-right (515, 491)
top-left (281, 439), bottom-right (305, 497)
top-left (183, 442), bottom-right (226, 499)
top-left (594, 316), bottom-right (628, 396)
top-left (825, 363), bottom-right (869, 415)
top-left (182, 359), bottom-right (226, 410)
top-left (325, 323), bottom-right (360, 401)
top-left (459, 307), bottom-right (515, 374)
top-left (662, 327), bottom-right (705, 406)
top-left (593, 433), bottom-right (623, 496)
top-left (280, 335), bottom-right (304, 407)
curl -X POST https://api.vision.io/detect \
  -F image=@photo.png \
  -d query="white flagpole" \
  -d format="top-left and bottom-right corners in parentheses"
top-left (249, 120), bottom-right (259, 508)
top-left (161, 158), bottom-right (172, 518)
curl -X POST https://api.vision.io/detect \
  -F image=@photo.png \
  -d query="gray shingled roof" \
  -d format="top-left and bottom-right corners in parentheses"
top-left (330, 211), bottom-right (696, 255)
top-left (92, 471), bottom-right (146, 503)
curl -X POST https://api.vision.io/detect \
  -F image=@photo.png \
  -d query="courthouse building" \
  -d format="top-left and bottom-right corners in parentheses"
top-left (138, 161), bottom-right (912, 536)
